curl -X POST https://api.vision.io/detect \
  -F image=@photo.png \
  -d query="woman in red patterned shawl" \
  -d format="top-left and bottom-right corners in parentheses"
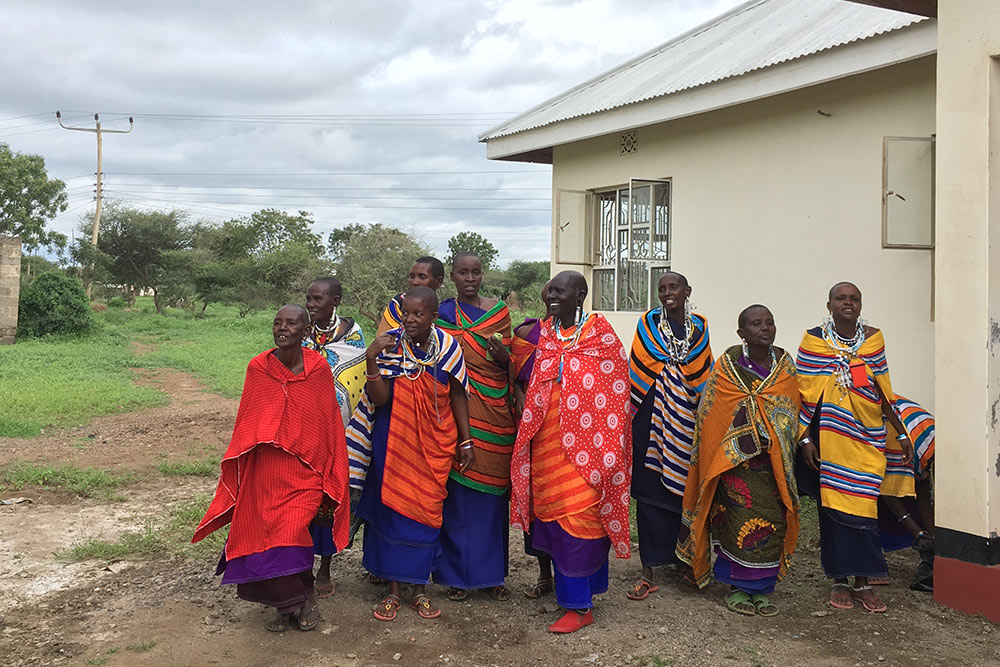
top-left (192, 305), bottom-right (351, 633)
top-left (510, 271), bottom-right (632, 634)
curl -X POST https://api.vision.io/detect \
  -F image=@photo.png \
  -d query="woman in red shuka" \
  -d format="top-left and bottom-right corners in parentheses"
top-left (192, 304), bottom-right (351, 633)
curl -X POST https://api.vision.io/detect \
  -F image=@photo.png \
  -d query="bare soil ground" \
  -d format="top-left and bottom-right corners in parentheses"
top-left (1, 362), bottom-right (997, 667)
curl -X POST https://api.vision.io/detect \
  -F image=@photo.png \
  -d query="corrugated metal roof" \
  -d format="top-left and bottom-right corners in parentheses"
top-left (480, 0), bottom-right (927, 141)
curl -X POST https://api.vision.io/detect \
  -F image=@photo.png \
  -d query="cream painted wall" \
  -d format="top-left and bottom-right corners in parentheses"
top-left (934, 0), bottom-right (1000, 538)
top-left (550, 57), bottom-right (936, 409)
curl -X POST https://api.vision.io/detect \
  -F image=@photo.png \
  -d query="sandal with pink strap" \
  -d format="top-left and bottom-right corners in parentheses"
top-left (373, 594), bottom-right (400, 621)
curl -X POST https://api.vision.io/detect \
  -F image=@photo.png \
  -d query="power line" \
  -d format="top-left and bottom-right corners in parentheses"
top-left (104, 191), bottom-right (551, 213)
top-left (105, 169), bottom-right (548, 177)
top-left (103, 188), bottom-right (549, 202)
top-left (101, 183), bottom-right (549, 191)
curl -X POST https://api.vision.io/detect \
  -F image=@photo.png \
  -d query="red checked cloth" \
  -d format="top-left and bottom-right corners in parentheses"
top-left (510, 313), bottom-right (633, 559)
top-left (192, 348), bottom-right (350, 559)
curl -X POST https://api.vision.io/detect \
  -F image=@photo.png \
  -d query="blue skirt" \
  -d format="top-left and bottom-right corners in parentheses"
top-left (357, 398), bottom-right (442, 585)
top-left (432, 479), bottom-right (509, 589)
top-left (819, 507), bottom-right (887, 579)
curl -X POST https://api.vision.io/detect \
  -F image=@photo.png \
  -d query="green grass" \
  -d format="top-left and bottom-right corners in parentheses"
top-left (86, 647), bottom-right (120, 665)
top-left (58, 493), bottom-right (227, 563)
top-left (126, 641), bottom-right (157, 653)
top-left (0, 332), bottom-right (165, 437)
top-left (0, 462), bottom-right (135, 500)
top-left (155, 457), bottom-right (219, 477)
top-left (103, 299), bottom-right (374, 398)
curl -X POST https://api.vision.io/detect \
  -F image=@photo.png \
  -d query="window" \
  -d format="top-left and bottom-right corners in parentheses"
top-left (591, 179), bottom-right (671, 311)
top-left (882, 136), bottom-right (934, 249)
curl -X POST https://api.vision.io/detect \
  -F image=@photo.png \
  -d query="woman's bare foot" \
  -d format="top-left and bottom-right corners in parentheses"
top-left (266, 611), bottom-right (294, 632)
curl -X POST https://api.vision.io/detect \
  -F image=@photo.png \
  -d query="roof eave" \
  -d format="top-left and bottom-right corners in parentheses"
top-left (483, 20), bottom-right (936, 163)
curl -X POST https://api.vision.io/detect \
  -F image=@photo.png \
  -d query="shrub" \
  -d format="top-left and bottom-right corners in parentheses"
top-left (16, 272), bottom-right (94, 338)
top-left (107, 296), bottom-right (126, 309)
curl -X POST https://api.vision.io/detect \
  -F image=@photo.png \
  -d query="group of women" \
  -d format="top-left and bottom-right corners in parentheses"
top-left (194, 253), bottom-right (935, 634)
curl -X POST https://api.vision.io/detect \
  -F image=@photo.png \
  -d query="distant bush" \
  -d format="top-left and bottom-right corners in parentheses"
top-left (107, 296), bottom-right (127, 309)
top-left (17, 272), bottom-right (94, 338)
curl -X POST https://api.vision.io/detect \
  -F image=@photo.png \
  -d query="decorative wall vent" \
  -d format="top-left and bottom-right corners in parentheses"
top-left (620, 130), bottom-right (637, 155)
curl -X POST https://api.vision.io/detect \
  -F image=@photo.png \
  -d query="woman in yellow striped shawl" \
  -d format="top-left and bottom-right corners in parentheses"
top-left (627, 272), bottom-right (713, 600)
top-left (795, 282), bottom-right (914, 613)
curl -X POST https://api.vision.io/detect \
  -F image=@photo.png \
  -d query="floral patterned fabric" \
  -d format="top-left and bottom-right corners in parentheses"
top-left (676, 345), bottom-right (801, 588)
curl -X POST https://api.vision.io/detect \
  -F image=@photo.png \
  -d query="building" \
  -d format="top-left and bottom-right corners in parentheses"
top-left (481, 0), bottom-right (1000, 623)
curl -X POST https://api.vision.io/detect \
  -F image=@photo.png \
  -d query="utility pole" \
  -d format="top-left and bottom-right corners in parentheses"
top-left (56, 111), bottom-right (133, 297)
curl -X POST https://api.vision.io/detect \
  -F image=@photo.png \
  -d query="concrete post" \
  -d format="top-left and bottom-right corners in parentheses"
top-left (933, 0), bottom-right (1000, 621)
top-left (0, 236), bottom-right (22, 344)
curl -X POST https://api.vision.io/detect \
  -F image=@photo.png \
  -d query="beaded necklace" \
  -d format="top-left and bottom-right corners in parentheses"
top-left (310, 313), bottom-right (340, 344)
top-left (822, 319), bottom-right (865, 391)
top-left (399, 327), bottom-right (440, 380)
top-left (552, 310), bottom-right (586, 381)
top-left (658, 299), bottom-right (693, 363)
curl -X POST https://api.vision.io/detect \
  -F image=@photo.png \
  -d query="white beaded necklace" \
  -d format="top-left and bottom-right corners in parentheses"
top-left (822, 319), bottom-right (865, 391)
top-left (658, 300), bottom-right (693, 363)
top-left (312, 312), bottom-right (340, 337)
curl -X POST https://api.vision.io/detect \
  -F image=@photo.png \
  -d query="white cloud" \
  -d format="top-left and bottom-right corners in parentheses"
top-left (0, 0), bottom-right (744, 264)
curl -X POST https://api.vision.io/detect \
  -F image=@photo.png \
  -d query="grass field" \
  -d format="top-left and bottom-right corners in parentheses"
top-left (3, 296), bottom-right (539, 438)
top-left (0, 332), bottom-right (166, 437)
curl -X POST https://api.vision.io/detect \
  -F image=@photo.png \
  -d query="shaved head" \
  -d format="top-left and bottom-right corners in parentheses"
top-left (404, 285), bottom-right (439, 312)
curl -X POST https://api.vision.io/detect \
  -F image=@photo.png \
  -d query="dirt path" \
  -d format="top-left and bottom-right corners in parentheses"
top-left (0, 362), bottom-right (997, 667)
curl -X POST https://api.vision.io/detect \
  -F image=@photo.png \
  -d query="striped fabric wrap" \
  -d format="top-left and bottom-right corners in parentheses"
top-left (795, 328), bottom-right (912, 519)
top-left (889, 394), bottom-right (935, 479)
top-left (628, 310), bottom-right (713, 497)
top-left (510, 317), bottom-right (541, 383)
top-left (345, 326), bottom-right (467, 494)
top-left (376, 294), bottom-right (405, 335)
top-left (436, 299), bottom-right (516, 494)
top-left (530, 383), bottom-right (606, 540)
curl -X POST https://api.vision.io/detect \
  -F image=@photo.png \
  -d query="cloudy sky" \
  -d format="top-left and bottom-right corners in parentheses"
top-left (1, 0), bottom-right (744, 264)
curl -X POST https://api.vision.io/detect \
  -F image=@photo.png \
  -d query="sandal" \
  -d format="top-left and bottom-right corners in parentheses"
top-left (523, 578), bottom-right (554, 599)
top-left (868, 576), bottom-right (890, 586)
top-left (411, 594), bottom-right (441, 619)
top-left (373, 594), bottom-right (400, 621)
top-left (315, 578), bottom-right (335, 599)
top-left (446, 587), bottom-right (468, 602)
top-left (626, 578), bottom-right (660, 601)
top-left (363, 571), bottom-right (386, 585)
top-left (725, 590), bottom-right (756, 616)
top-left (852, 586), bottom-right (887, 613)
top-left (751, 594), bottom-right (778, 617)
top-left (297, 600), bottom-right (321, 631)
top-left (829, 583), bottom-right (854, 610)
top-left (266, 612), bottom-right (294, 632)
top-left (489, 585), bottom-right (511, 601)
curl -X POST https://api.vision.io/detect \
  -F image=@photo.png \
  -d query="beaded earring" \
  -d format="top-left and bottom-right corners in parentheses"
top-left (741, 337), bottom-right (750, 359)
top-left (823, 311), bottom-right (832, 327)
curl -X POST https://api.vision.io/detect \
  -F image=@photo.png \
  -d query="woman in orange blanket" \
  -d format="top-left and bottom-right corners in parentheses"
top-left (676, 305), bottom-right (800, 617)
top-left (510, 271), bottom-right (632, 634)
top-left (352, 286), bottom-right (474, 621)
top-left (192, 305), bottom-right (351, 633)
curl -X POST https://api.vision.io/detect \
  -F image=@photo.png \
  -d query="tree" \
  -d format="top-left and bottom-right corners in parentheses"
top-left (334, 224), bottom-right (430, 323)
top-left (446, 231), bottom-right (499, 270)
top-left (74, 204), bottom-right (191, 315)
top-left (505, 260), bottom-right (549, 293)
top-left (189, 210), bottom-right (329, 316)
top-left (0, 143), bottom-right (68, 250)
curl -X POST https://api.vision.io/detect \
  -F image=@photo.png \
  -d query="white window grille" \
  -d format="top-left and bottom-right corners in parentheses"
top-left (591, 179), bottom-right (671, 312)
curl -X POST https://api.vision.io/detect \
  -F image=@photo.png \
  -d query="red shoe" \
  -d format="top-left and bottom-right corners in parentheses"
top-left (547, 609), bottom-right (594, 634)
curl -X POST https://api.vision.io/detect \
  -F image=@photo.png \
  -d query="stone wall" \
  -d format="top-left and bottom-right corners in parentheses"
top-left (0, 236), bottom-right (21, 344)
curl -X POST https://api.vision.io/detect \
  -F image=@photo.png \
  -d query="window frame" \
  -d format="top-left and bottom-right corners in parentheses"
top-left (591, 179), bottom-right (672, 312)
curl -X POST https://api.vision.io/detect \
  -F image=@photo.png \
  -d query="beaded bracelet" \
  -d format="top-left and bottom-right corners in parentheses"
top-left (895, 433), bottom-right (909, 441)
top-left (897, 513), bottom-right (911, 524)
top-left (365, 371), bottom-right (381, 380)
top-left (458, 439), bottom-right (474, 450)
